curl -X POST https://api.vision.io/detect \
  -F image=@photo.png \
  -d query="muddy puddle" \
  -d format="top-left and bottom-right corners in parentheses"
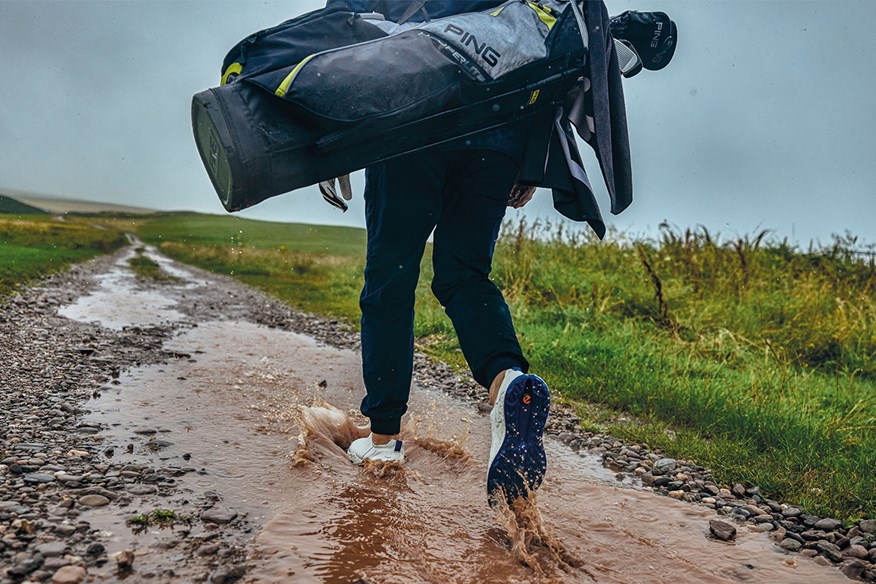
top-left (58, 242), bottom-right (193, 329)
top-left (64, 248), bottom-right (847, 583)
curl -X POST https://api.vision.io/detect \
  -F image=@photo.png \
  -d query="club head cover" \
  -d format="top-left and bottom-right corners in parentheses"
top-left (610, 11), bottom-right (678, 72)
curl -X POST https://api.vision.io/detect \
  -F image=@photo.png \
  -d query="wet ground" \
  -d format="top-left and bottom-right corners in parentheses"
top-left (5, 243), bottom-right (855, 583)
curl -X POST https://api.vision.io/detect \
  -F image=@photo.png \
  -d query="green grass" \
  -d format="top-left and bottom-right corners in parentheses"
top-left (128, 248), bottom-right (179, 282)
top-left (129, 508), bottom-right (188, 528)
top-left (131, 213), bottom-right (876, 520)
top-left (130, 213), bottom-right (365, 320)
top-left (0, 216), bottom-right (126, 300)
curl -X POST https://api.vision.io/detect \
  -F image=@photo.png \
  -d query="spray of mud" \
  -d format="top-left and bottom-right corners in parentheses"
top-left (492, 491), bottom-right (593, 581)
top-left (286, 401), bottom-right (583, 580)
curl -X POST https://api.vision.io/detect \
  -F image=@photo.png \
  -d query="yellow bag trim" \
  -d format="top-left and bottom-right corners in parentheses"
top-left (526, 2), bottom-right (556, 30)
top-left (220, 62), bottom-right (242, 86)
top-left (490, 6), bottom-right (505, 16)
top-left (275, 54), bottom-right (316, 97)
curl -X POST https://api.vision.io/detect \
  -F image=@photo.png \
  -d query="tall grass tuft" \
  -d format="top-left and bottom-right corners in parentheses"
top-left (490, 220), bottom-right (875, 519)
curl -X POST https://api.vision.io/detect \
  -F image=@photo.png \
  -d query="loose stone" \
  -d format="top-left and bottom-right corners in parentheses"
top-left (816, 541), bottom-right (843, 563)
top-left (779, 538), bottom-right (802, 552)
top-left (209, 565), bottom-right (245, 583)
top-left (845, 544), bottom-right (869, 560)
top-left (652, 458), bottom-right (677, 475)
top-left (51, 565), bottom-right (87, 584)
top-left (709, 520), bottom-right (737, 542)
top-left (23, 473), bottom-right (56, 484)
top-left (201, 508), bottom-right (237, 525)
top-left (36, 541), bottom-right (67, 557)
top-left (114, 549), bottom-right (135, 572)
top-left (78, 495), bottom-right (110, 507)
top-left (126, 484), bottom-right (158, 496)
top-left (840, 560), bottom-right (868, 580)
top-left (814, 518), bottom-right (841, 531)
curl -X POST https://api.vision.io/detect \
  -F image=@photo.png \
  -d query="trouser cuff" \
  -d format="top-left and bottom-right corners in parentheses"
top-left (369, 417), bottom-right (402, 436)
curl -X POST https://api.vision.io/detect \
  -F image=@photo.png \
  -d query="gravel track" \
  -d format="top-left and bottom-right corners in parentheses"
top-left (1, 245), bottom-right (873, 583)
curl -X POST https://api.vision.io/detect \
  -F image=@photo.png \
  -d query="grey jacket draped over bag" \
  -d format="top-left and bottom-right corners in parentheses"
top-left (523, 0), bottom-right (633, 239)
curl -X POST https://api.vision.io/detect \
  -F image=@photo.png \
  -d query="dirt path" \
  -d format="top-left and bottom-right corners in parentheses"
top-left (1, 243), bottom-right (854, 583)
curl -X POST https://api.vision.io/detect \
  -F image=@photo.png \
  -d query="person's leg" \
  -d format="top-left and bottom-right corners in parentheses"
top-left (431, 150), bottom-right (549, 504)
top-left (358, 150), bottom-right (447, 439)
top-left (430, 150), bottom-right (529, 391)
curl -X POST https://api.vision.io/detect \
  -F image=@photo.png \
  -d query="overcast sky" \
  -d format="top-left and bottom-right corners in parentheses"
top-left (2, 0), bottom-right (874, 247)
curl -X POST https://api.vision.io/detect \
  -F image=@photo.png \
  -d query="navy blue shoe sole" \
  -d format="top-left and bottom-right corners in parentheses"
top-left (487, 375), bottom-right (550, 506)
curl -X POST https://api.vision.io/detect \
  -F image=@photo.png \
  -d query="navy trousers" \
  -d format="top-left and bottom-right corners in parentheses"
top-left (359, 148), bottom-right (529, 435)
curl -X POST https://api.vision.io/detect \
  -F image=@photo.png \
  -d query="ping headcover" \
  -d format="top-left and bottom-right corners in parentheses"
top-left (610, 11), bottom-right (678, 78)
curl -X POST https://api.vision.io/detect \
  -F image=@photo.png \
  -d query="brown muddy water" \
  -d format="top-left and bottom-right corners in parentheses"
top-left (63, 246), bottom-right (845, 583)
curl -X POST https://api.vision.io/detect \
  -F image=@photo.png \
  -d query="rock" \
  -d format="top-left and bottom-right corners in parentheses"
top-left (23, 473), bottom-right (56, 484)
top-left (668, 490), bottom-right (684, 499)
top-left (702, 497), bottom-right (716, 505)
top-left (771, 527), bottom-right (787, 542)
top-left (652, 458), bottom-right (677, 475)
top-left (703, 484), bottom-right (720, 496)
top-left (858, 519), bottom-right (876, 534)
top-left (845, 544), bottom-right (869, 560)
top-left (801, 530), bottom-right (826, 541)
top-left (9, 551), bottom-right (44, 576)
top-left (196, 544), bottom-right (221, 556)
top-left (840, 560), bottom-right (868, 581)
top-left (779, 538), bottom-right (802, 552)
top-left (53, 525), bottom-right (77, 538)
top-left (126, 484), bottom-right (158, 496)
top-left (78, 495), bottom-right (109, 507)
top-left (709, 520), bottom-right (737, 542)
top-left (51, 565), bottom-right (86, 584)
top-left (742, 505), bottom-right (768, 517)
top-left (800, 514), bottom-right (821, 527)
top-left (782, 507), bottom-right (803, 518)
top-left (814, 518), bottom-right (841, 531)
top-left (816, 541), bottom-right (843, 563)
top-left (730, 483), bottom-right (747, 498)
top-left (36, 542), bottom-right (67, 557)
top-left (210, 565), bottom-right (245, 583)
top-left (56, 475), bottom-right (85, 484)
top-left (113, 549), bottom-right (135, 572)
top-left (653, 476), bottom-right (671, 487)
top-left (201, 507), bottom-right (237, 525)
top-left (86, 542), bottom-right (105, 556)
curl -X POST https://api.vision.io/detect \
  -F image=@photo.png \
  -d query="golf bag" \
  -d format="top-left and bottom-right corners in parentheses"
top-left (192, 0), bottom-right (590, 212)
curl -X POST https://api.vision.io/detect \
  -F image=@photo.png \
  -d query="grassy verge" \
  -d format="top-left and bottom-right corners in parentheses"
top-left (0, 215), bottom-right (126, 300)
top-left (128, 247), bottom-right (179, 282)
top-left (132, 212), bottom-right (876, 520)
